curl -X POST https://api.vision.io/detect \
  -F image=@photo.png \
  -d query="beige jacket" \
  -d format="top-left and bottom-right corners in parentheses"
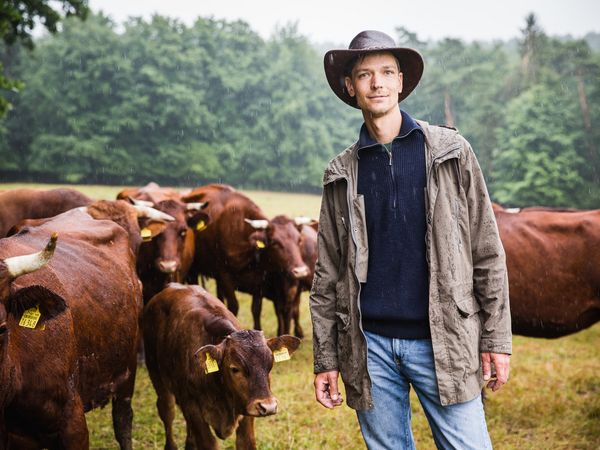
top-left (310, 120), bottom-right (511, 409)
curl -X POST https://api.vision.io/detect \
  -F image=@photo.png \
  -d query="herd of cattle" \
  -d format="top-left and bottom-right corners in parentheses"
top-left (0, 183), bottom-right (598, 449)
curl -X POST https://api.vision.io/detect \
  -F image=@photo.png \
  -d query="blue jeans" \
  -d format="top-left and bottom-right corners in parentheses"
top-left (357, 331), bottom-right (492, 450)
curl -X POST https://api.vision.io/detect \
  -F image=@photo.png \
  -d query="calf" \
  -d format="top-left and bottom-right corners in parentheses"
top-left (143, 283), bottom-right (300, 450)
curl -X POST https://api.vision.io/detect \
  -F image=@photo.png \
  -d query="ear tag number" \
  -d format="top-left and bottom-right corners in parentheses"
top-left (273, 347), bottom-right (290, 363)
top-left (141, 228), bottom-right (152, 242)
top-left (196, 220), bottom-right (207, 232)
top-left (19, 305), bottom-right (41, 329)
top-left (204, 353), bottom-right (219, 374)
top-left (256, 240), bottom-right (266, 249)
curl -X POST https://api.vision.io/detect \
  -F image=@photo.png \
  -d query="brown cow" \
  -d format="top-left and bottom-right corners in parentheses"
top-left (494, 204), bottom-right (600, 337)
top-left (143, 283), bottom-right (300, 450)
top-left (0, 209), bottom-right (141, 449)
top-left (181, 185), bottom-right (309, 336)
top-left (117, 183), bottom-right (208, 303)
top-left (0, 188), bottom-right (92, 237)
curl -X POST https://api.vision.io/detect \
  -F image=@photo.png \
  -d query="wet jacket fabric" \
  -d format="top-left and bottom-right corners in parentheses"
top-left (310, 119), bottom-right (511, 409)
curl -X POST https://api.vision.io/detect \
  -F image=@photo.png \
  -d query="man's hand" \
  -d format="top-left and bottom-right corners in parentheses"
top-left (481, 352), bottom-right (510, 392)
top-left (314, 370), bottom-right (343, 409)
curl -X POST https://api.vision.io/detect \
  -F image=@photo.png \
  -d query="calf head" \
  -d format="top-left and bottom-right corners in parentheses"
top-left (245, 216), bottom-right (309, 280)
top-left (197, 330), bottom-right (300, 417)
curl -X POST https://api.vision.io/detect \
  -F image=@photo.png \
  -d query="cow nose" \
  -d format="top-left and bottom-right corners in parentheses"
top-left (292, 265), bottom-right (310, 279)
top-left (158, 260), bottom-right (178, 273)
top-left (252, 398), bottom-right (278, 416)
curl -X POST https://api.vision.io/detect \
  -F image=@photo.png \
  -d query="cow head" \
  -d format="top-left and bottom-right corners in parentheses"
top-left (196, 330), bottom-right (300, 417)
top-left (245, 216), bottom-right (309, 280)
top-left (136, 199), bottom-right (196, 277)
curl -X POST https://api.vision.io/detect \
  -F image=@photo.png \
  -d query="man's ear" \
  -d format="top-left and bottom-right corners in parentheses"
top-left (267, 335), bottom-right (301, 356)
top-left (399, 71), bottom-right (404, 93)
top-left (344, 76), bottom-right (355, 97)
top-left (195, 344), bottom-right (224, 374)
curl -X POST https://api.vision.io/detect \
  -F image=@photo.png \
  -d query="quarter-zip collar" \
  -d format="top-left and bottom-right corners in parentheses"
top-left (356, 110), bottom-right (422, 156)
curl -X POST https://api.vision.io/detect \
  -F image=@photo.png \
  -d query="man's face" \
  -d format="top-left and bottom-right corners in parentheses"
top-left (344, 52), bottom-right (403, 118)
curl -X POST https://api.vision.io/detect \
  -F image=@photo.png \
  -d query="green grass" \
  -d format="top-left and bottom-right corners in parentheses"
top-left (3, 183), bottom-right (600, 449)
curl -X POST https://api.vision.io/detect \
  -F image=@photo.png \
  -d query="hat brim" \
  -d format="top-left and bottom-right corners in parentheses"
top-left (324, 48), bottom-right (424, 108)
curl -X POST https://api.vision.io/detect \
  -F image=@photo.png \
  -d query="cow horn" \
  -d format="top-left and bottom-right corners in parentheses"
top-left (76, 206), bottom-right (89, 214)
top-left (244, 218), bottom-right (269, 230)
top-left (294, 216), bottom-right (313, 226)
top-left (133, 205), bottom-right (175, 222)
top-left (4, 233), bottom-right (58, 279)
top-left (131, 198), bottom-right (155, 208)
top-left (186, 202), bottom-right (206, 211)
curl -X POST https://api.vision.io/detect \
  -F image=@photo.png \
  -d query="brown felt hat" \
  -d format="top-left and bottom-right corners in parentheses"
top-left (324, 30), bottom-right (424, 108)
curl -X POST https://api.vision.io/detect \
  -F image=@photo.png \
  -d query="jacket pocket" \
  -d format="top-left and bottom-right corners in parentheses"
top-left (454, 294), bottom-right (481, 318)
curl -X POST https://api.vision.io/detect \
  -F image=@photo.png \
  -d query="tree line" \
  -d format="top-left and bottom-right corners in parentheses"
top-left (0, 10), bottom-right (599, 207)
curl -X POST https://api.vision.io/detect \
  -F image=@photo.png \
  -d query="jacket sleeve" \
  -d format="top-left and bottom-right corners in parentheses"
top-left (310, 181), bottom-right (342, 373)
top-left (462, 139), bottom-right (512, 355)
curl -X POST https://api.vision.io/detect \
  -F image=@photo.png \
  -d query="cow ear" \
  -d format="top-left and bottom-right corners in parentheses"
top-left (140, 221), bottom-right (168, 241)
top-left (196, 344), bottom-right (223, 374)
top-left (267, 335), bottom-right (301, 356)
top-left (249, 230), bottom-right (268, 250)
top-left (187, 211), bottom-right (210, 232)
top-left (9, 285), bottom-right (68, 326)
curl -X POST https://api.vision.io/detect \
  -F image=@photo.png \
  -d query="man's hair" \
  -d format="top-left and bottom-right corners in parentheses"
top-left (343, 51), bottom-right (402, 78)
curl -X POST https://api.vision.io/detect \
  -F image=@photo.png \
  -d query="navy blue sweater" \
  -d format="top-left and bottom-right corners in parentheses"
top-left (356, 110), bottom-right (430, 339)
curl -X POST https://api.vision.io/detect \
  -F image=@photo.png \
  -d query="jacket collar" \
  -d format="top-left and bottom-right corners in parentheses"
top-left (323, 119), bottom-right (462, 186)
top-left (357, 110), bottom-right (422, 152)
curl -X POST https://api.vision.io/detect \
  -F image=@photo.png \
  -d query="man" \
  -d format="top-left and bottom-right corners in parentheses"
top-left (310, 30), bottom-right (511, 449)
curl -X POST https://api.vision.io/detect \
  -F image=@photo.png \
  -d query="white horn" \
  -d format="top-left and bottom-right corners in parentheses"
top-left (294, 216), bottom-right (313, 226)
top-left (244, 218), bottom-right (269, 230)
top-left (5, 233), bottom-right (58, 279)
top-left (132, 198), bottom-right (155, 208)
top-left (133, 205), bottom-right (175, 222)
top-left (76, 206), bottom-right (89, 214)
top-left (186, 202), bottom-right (206, 211)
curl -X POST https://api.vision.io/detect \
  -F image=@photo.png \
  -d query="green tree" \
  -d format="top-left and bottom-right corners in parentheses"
top-left (0, 0), bottom-right (89, 116)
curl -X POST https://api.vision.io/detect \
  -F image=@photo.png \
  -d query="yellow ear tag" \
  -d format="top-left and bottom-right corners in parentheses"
top-left (204, 353), bottom-right (220, 374)
top-left (141, 228), bottom-right (152, 242)
top-left (196, 220), bottom-right (207, 232)
top-left (273, 347), bottom-right (291, 363)
top-left (19, 305), bottom-right (42, 329)
top-left (256, 240), bottom-right (266, 249)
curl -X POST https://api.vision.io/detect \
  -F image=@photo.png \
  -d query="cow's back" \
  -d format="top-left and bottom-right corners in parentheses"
top-left (143, 284), bottom-right (239, 393)
top-left (0, 188), bottom-right (92, 237)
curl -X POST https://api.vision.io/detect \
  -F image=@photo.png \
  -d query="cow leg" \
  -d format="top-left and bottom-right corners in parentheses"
top-left (235, 417), bottom-right (256, 450)
top-left (292, 288), bottom-right (304, 339)
top-left (156, 390), bottom-right (178, 450)
top-left (218, 273), bottom-right (239, 316)
top-left (251, 293), bottom-right (263, 331)
top-left (272, 300), bottom-right (285, 336)
top-left (112, 363), bottom-right (137, 450)
top-left (181, 406), bottom-right (217, 450)
top-left (57, 395), bottom-right (89, 450)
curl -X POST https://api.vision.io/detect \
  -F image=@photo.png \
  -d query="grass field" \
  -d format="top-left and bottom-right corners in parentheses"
top-left (3, 183), bottom-right (599, 449)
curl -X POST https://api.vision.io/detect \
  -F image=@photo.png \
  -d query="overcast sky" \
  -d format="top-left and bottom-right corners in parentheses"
top-left (88, 0), bottom-right (599, 44)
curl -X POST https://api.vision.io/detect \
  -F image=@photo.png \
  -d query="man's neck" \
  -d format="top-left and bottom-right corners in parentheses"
top-left (363, 107), bottom-right (402, 144)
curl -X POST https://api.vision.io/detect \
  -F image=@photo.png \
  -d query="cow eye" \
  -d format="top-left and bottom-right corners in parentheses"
top-left (230, 366), bottom-right (241, 374)
top-left (179, 229), bottom-right (187, 237)
top-left (0, 324), bottom-right (7, 334)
